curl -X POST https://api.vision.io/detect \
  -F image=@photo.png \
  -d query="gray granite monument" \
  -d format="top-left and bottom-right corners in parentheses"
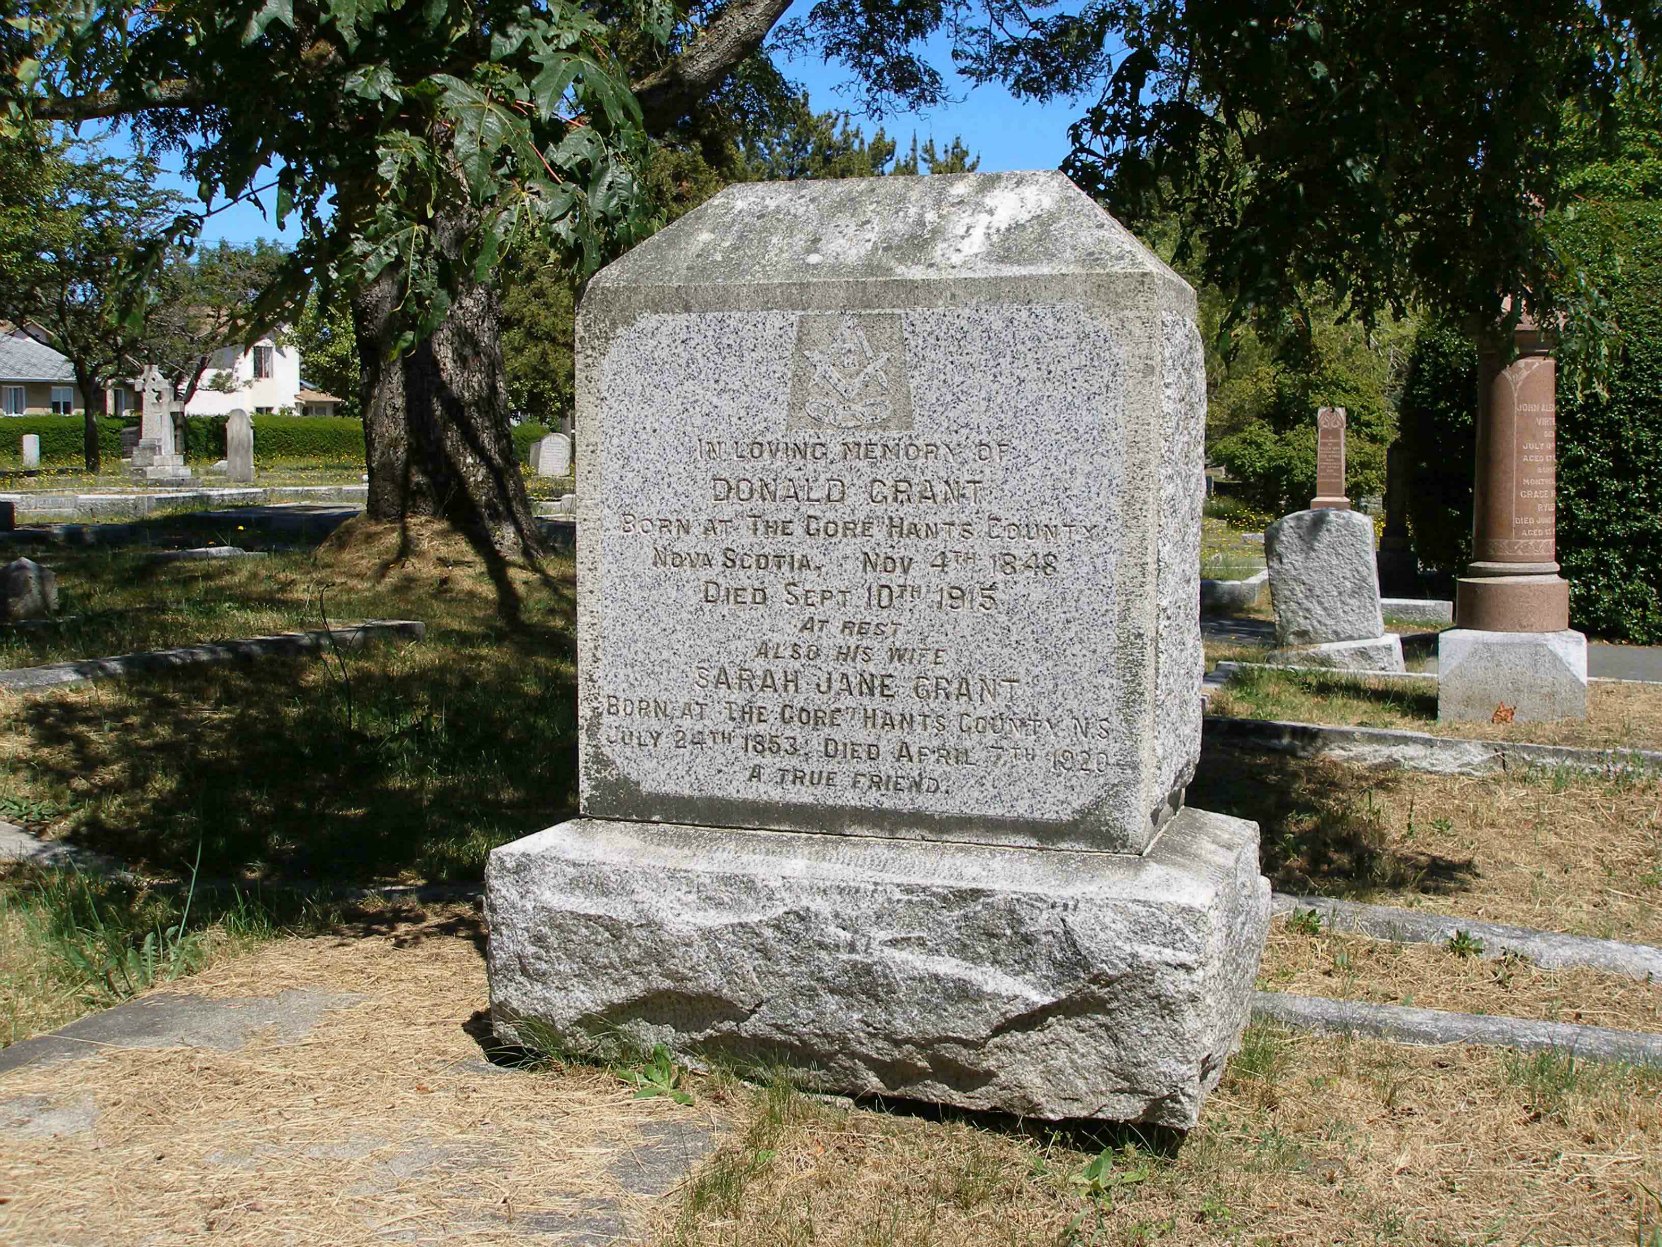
top-left (20, 434), bottom-right (40, 470)
top-left (1265, 508), bottom-right (1405, 672)
top-left (127, 367), bottom-right (192, 483)
top-left (487, 172), bottom-right (1270, 1128)
top-left (226, 408), bottom-right (255, 483)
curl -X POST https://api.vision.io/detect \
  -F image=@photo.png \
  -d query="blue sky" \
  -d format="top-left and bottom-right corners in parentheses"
top-left (180, 5), bottom-right (1087, 248)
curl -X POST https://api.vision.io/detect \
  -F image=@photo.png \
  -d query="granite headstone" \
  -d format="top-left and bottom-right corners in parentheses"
top-left (487, 172), bottom-right (1270, 1128)
top-left (1265, 508), bottom-right (1404, 672)
top-left (226, 409), bottom-right (255, 483)
top-left (1, 557), bottom-right (58, 621)
top-left (20, 434), bottom-right (40, 470)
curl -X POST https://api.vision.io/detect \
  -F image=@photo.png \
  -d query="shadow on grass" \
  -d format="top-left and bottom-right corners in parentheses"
top-left (1224, 665), bottom-right (1441, 721)
top-left (1189, 745), bottom-right (1477, 899)
top-left (10, 621), bottom-right (578, 884)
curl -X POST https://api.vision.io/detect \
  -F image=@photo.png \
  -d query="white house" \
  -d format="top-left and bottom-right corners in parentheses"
top-left (181, 334), bottom-right (307, 416)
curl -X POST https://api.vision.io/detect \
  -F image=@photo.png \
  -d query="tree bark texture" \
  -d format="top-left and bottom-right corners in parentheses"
top-left (354, 201), bottom-right (544, 565)
top-left (74, 363), bottom-right (104, 473)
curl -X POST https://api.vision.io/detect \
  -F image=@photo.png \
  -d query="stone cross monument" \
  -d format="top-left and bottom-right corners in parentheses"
top-left (1439, 316), bottom-right (1586, 721)
top-left (127, 367), bottom-right (193, 482)
top-left (1310, 406), bottom-right (1349, 509)
top-left (485, 173), bottom-right (1270, 1129)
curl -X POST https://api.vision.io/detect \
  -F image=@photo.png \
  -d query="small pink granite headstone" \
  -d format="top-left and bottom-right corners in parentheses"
top-left (1310, 406), bottom-right (1349, 510)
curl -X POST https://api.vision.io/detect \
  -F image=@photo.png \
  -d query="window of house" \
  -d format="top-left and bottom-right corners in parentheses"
top-left (111, 388), bottom-right (128, 416)
top-left (50, 386), bottom-right (74, 414)
top-left (253, 344), bottom-right (274, 379)
top-left (2, 386), bottom-right (23, 415)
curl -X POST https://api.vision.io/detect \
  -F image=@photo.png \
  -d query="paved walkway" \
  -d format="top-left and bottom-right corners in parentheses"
top-left (0, 912), bottom-right (722, 1246)
top-left (1203, 617), bottom-right (1662, 683)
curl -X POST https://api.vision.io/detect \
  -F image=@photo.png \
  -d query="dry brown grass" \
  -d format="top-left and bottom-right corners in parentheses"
top-left (1258, 919), bottom-right (1662, 1031)
top-left (655, 1026), bottom-right (1662, 1247)
top-left (0, 906), bottom-right (726, 1246)
top-left (1191, 750), bottom-right (1662, 944)
top-left (1210, 668), bottom-right (1662, 752)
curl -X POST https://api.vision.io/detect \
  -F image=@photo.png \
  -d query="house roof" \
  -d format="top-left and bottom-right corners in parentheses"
top-left (0, 331), bottom-right (76, 384)
top-left (296, 388), bottom-right (342, 403)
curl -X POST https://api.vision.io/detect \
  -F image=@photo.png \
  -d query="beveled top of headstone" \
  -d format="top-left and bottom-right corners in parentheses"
top-left (589, 171), bottom-right (1192, 297)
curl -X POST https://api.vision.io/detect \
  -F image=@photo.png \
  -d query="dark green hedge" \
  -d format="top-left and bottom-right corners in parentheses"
top-left (0, 415), bottom-right (128, 468)
top-left (1398, 202), bottom-right (1662, 642)
top-left (185, 413), bottom-right (366, 466)
top-left (512, 422), bottom-right (554, 463)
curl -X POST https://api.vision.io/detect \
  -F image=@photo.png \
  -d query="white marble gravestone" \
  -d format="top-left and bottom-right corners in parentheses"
top-left (20, 434), bottom-right (40, 470)
top-left (531, 433), bottom-right (572, 477)
top-left (127, 367), bottom-right (192, 482)
top-left (487, 172), bottom-right (1270, 1128)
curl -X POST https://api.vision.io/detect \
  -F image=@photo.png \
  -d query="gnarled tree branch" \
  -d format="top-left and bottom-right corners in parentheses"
top-left (28, 79), bottom-right (204, 122)
top-left (632, 0), bottom-right (794, 133)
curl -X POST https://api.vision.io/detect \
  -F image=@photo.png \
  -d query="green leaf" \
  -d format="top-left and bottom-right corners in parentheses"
top-left (243, 0), bottom-right (295, 43)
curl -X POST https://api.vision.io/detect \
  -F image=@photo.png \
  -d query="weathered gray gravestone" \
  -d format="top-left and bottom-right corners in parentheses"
top-left (531, 432), bottom-right (572, 477)
top-left (20, 434), bottom-right (40, 470)
top-left (225, 409), bottom-right (255, 483)
top-left (486, 172), bottom-right (1271, 1128)
top-left (1, 558), bottom-right (58, 621)
top-left (1265, 508), bottom-right (1404, 672)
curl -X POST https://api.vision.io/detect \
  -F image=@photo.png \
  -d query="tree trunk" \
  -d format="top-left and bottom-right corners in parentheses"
top-left (74, 365), bottom-right (105, 474)
top-left (353, 204), bottom-right (544, 566)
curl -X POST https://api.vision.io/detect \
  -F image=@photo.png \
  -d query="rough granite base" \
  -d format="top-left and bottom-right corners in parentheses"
top-left (487, 809), bottom-right (1269, 1129)
top-left (1267, 635), bottom-right (1405, 673)
top-left (1438, 628), bottom-right (1588, 723)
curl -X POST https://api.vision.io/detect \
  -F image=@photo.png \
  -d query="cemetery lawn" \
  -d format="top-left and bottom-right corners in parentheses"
top-left (1191, 748), bottom-right (1662, 944)
top-left (0, 518), bottom-right (578, 884)
top-left (1209, 664), bottom-right (1662, 752)
top-left (0, 465), bottom-right (369, 492)
top-left (657, 1032), bottom-right (1662, 1247)
top-left (7, 900), bottom-right (1660, 1247)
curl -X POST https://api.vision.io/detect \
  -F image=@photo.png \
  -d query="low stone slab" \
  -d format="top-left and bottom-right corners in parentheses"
top-left (1200, 569), bottom-right (1267, 616)
top-left (1271, 893), bottom-right (1662, 983)
top-left (148, 546), bottom-right (270, 564)
top-left (1381, 598), bottom-right (1453, 626)
top-left (1253, 991), bottom-right (1662, 1066)
top-left (1266, 508), bottom-right (1384, 645)
top-left (1266, 634), bottom-right (1404, 673)
top-left (1202, 713), bottom-right (1662, 777)
top-left (0, 989), bottom-right (365, 1076)
top-left (488, 807), bottom-right (1270, 1129)
top-left (0, 620), bottom-right (425, 693)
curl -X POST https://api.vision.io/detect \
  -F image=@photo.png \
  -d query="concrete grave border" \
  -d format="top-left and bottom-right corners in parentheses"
top-left (1253, 992), bottom-right (1662, 1066)
top-left (0, 620), bottom-right (425, 693)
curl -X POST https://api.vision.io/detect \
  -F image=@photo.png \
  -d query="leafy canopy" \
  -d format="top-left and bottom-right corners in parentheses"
top-left (6, 1), bottom-right (660, 351)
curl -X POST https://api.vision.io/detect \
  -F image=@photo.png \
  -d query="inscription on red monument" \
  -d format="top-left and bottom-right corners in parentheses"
top-left (1310, 406), bottom-right (1348, 510)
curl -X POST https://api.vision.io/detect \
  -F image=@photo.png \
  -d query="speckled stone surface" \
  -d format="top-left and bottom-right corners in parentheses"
top-left (573, 171), bottom-right (1204, 854)
top-left (487, 807), bottom-right (1270, 1128)
top-left (1265, 508), bottom-right (1386, 647)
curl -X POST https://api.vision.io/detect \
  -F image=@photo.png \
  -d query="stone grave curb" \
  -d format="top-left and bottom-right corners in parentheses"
top-left (1252, 991), bottom-right (1662, 1066)
top-left (1201, 713), bottom-right (1662, 777)
top-left (1200, 569), bottom-right (1267, 616)
top-left (1271, 893), bottom-right (1662, 982)
top-left (0, 619), bottom-right (425, 693)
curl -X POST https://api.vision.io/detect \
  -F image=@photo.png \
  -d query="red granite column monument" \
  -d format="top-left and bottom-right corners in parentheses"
top-left (1309, 407), bottom-right (1349, 510)
top-left (1438, 316), bottom-right (1587, 721)
top-left (1456, 318), bottom-right (1569, 630)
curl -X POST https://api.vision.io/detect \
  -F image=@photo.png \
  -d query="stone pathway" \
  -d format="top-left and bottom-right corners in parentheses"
top-left (1203, 616), bottom-right (1662, 683)
top-left (0, 911), bottom-right (721, 1246)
